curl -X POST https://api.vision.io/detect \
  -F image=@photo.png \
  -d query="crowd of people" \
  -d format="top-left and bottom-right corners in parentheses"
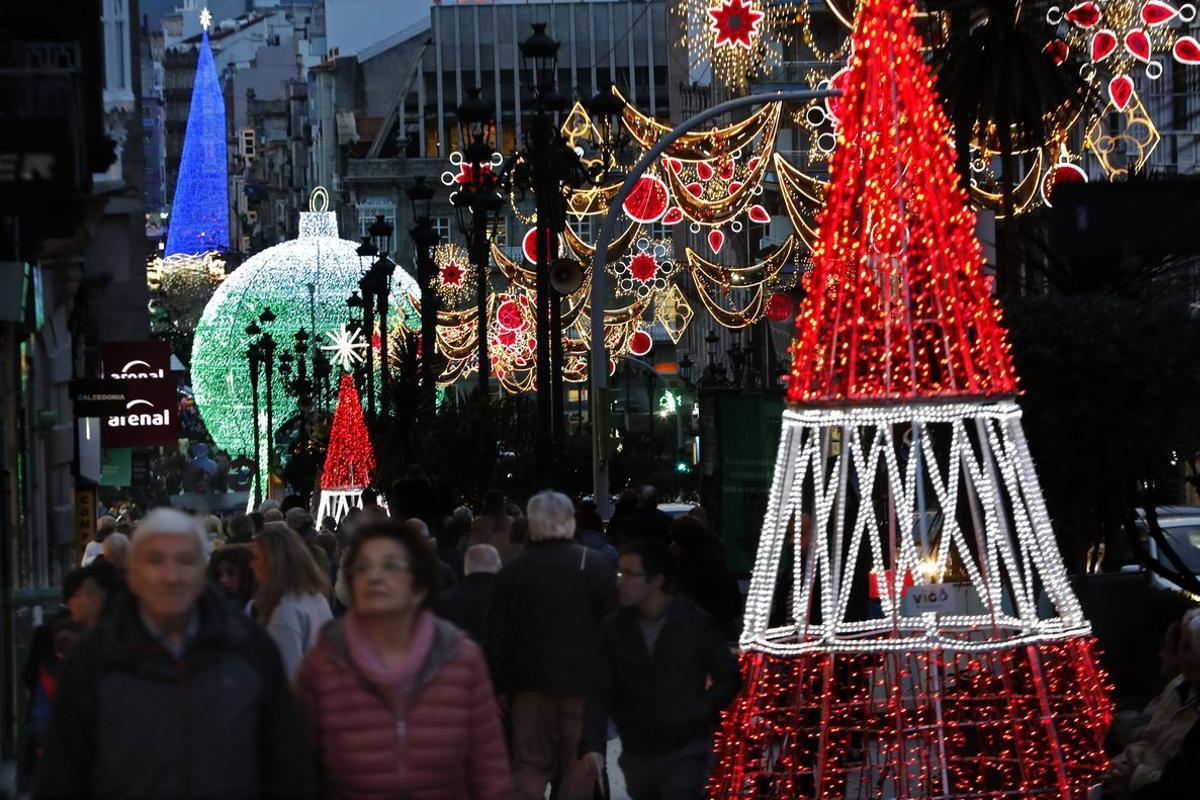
top-left (26, 480), bottom-right (746, 799)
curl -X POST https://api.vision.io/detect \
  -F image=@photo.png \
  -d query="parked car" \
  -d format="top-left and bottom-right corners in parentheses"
top-left (658, 502), bottom-right (697, 518)
top-left (1123, 507), bottom-right (1200, 595)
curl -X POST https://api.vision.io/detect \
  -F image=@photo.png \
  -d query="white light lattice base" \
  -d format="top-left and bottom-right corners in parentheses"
top-left (742, 399), bottom-right (1090, 656)
top-left (316, 488), bottom-right (388, 526)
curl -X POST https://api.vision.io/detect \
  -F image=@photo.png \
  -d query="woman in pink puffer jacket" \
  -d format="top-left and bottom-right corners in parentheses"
top-left (295, 519), bottom-right (510, 800)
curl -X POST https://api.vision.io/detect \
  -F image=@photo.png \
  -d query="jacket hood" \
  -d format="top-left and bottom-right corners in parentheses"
top-left (319, 612), bottom-right (465, 699)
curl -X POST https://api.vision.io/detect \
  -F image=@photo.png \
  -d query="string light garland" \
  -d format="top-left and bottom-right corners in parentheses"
top-left (711, 0), bottom-right (1111, 794)
top-left (1043, 0), bottom-right (1196, 176)
top-left (191, 207), bottom-right (420, 460)
top-left (685, 236), bottom-right (796, 328)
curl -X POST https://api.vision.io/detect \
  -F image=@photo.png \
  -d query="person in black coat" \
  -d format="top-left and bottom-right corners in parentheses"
top-left (580, 539), bottom-right (741, 800)
top-left (612, 486), bottom-right (673, 548)
top-left (485, 490), bottom-right (617, 800)
top-left (669, 515), bottom-right (743, 641)
top-left (36, 508), bottom-right (315, 800)
top-left (438, 543), bottom-right (502, 642)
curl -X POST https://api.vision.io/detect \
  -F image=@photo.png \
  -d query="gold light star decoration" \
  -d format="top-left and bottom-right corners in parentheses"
top-left (200, 6), bottom-right (212, 31)
top-left (679, 0), bottom-right (796, 91)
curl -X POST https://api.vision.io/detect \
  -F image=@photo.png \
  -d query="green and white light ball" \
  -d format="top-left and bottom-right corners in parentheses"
top-left (190, 211), bottom-right (420, 459)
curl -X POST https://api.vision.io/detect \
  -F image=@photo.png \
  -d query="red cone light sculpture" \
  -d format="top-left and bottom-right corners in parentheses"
top-left (316, 374), bottom-right (379, 523)
top-left (708, 0), bottom-right (1111, 795)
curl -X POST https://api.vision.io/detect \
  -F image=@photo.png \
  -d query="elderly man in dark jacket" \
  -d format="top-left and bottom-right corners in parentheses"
top-left (36, 508), bottom-right (315, 800)
top-left (486, 490), bottom-right (618, 800)
top-left (580, 538), bottom-right (741, 800)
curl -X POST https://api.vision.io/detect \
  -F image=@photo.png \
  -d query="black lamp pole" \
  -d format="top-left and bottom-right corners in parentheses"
top-left (368, 215), bottom-right (395, 424)
top-left (245, 325), bottom-right (263, 507)
top-left (408, 176), bottom-right (441, 422)
top-left (355, 237), bottom-right (379, 426)
top-left (259, 307), bottom-right (277, 500)
top-left (518, 23), bottom-right (569, 483)
top-left (453, 87), bottom-right (502, 401)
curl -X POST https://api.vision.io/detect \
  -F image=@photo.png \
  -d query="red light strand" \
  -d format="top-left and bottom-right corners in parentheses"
top-left (319, 373), bottom-right (377, 489)
top-left (788, 0), bottom-right (1018, 404)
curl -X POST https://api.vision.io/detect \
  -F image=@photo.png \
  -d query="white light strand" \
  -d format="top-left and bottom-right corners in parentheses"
top-left (741, 398), bottom-right (1091, 657)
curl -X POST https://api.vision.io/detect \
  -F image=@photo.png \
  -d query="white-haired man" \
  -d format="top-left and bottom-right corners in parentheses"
top-left (36, 508), bottom-right (315, 799)
top-left (101, 531), bottom-right (129, 573)
top-left (485, 490), bottom-right (617, 800)
top-left (439, 544), bottom-right (502, 642)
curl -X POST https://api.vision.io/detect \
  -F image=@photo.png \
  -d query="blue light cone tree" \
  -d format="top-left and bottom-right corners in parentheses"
top-left (166, 30), bottom-right (229, 256)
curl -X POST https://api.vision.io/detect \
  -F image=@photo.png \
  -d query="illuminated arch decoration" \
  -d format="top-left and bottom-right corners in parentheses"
top-left (191, 201), bottom-right (420, 461)
top-left (710, 0), bottom-right (1110, 794)
top-left (685, 236), bottom-right (795, 329)
top-left (1043, 0), bottom-right (1195, 177)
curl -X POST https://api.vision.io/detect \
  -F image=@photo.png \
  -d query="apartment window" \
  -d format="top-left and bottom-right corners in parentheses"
top-left (433, 216), bottom-right (453, 242)
top-left (647, 221), bottom-right (673, 241)
top-left (568, 216), bottom-right (592, 240)
top-left (357, 197), bottom-right (397, 255)
top-left (492, 217), bottom-right (509, 247)
top-left (101, 0), bottom-right (132, 98)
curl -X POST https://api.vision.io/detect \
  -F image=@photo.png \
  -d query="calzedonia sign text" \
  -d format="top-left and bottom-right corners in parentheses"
top-left (100, 342), bottom-right (179, 448)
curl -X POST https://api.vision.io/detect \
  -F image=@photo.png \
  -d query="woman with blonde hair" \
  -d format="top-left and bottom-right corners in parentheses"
top-left (251, 521), bottom-right (332, 679)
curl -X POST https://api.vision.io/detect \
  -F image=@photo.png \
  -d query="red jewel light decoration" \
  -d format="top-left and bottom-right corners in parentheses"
top-left (707, 0), bottom-right (766, 50)
top-left (710, 0), bottom-right (1112, 795)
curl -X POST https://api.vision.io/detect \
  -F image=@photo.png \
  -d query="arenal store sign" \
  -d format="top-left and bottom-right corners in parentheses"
top-left (100, 342), bottom-right (179, 447)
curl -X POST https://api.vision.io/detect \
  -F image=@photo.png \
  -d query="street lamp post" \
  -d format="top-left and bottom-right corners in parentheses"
top-left (355, 237), bottom-right (379, 426)
top-left (508, 25), bottom-right (625, 483)
top-left (245, 307), bottom-right (278, 505)
top-left (368, 215), bottom-right (395, 423)
top-left (245, 325), bottom-right (263, 507)
top-left (452, 88), bottom-right (502, 401)
top-left (259, 308), bottom-right (277, 501)
top-left (408, 176), bottom-right (441, 420)
top-left (517, 23), bottom-right (566, 483)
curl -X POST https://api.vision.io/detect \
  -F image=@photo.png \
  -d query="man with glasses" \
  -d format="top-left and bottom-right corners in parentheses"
top-left (580, 539), bottom-right (740, 799)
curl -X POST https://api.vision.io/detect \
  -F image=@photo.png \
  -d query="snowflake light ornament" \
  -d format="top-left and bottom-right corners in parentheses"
top-left (613, 238), bottom-right (674, 298)
top-left (321, 324), bottom-right (368, 372)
